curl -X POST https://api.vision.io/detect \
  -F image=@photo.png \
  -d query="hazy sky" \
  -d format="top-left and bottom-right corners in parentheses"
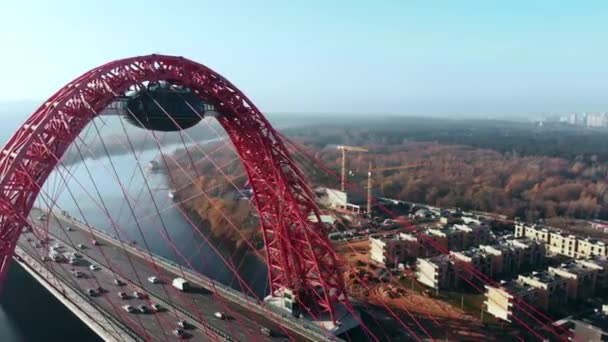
top-left (1, 0), bottom-right (607, 116)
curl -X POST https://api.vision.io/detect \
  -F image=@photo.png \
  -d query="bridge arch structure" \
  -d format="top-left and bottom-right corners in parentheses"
top-left (0, 54), bottom-right (346, 322)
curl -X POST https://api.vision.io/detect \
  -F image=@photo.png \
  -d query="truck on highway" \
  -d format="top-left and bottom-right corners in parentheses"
top-left (172, 277), bottom-right (190, 291)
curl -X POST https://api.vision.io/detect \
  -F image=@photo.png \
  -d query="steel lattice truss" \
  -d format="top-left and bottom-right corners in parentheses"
top-left (0, 55), bottom-right (347, 322)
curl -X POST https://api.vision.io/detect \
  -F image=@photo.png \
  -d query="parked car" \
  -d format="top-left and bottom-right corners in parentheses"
top-left (113, 279), bottom-right (125, 286)
top-left (173, 329), bottom-right (185, 338)
top-left (214, 312), bottom-right (226, 320)
top-left (78, 244), bottom-right (85, 249)
top-left (122, 305), bottom-right (135, 313)
top-left (89, 264), bottom-right (100, 271)
top-left (86, 289), bottom-right (97, 297)
top-left (151, 303), bottom-right (162, 312)
top-left (138, 305), bottom-right (149, 314)
top-left (118, 292), bottom-right (128, 300)
top-left (177, 320), bottom-right (189, 329)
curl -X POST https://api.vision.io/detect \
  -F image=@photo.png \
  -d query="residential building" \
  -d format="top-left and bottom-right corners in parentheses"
top-left (514, 222), bottom-right (550, 242)
top-left (370, 233), bottom-right (421, 268)
top-left (586, 112), bottom-right (608, 128)
top-left (426, 223), bottom-right (490, 251)
top-left (417, 238), bottom-right (546, 291)
top-left (515, 222), bottom-right (608, 258)
top-left (416, 255), bottom-right (464, 290)
top-left (480, 238), bottom-right (545, 276)
top-left (577, 238), bottom-right (607, 258)
top-left (517, 271), bottom-right (568, 312)
top-left (576, 257), bottom-right (608, 290)
top-left (452, 248), bottom-right (495, 284)
top-left (548, 231), bottom-right (578, 257)
top-left (570, 305), bottom-right (608, 342)
top-left (549, 261), bottom-right (598, 300)
top-left (589, 220), bottom-right (608, 233)
top-left (484, 281), bottom-right (543, 323)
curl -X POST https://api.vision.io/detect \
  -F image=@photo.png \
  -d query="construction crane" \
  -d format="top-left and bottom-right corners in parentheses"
top-left (337, 145), bottom-right (368, 191)
top-left (366, 163), bottom-right (424, 216)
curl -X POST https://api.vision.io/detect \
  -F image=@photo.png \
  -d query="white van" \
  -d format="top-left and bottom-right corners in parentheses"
top-left (172, 277), bottom-right (190, 291)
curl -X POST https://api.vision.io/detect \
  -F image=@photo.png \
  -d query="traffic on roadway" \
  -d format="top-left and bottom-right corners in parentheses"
top-left (20, 208), bottom-right (294, 342)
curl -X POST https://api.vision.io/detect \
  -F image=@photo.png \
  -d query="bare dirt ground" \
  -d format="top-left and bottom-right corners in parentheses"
top-left (334, 239), bottom-right (512, 341)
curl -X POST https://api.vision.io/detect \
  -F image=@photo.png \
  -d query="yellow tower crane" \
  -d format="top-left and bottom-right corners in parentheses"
top-left (337, 145), bottom-right (368, 192)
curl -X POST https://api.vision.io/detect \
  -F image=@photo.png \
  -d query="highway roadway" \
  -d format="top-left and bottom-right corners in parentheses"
top-left (21, 208), bottom-right (296, 342)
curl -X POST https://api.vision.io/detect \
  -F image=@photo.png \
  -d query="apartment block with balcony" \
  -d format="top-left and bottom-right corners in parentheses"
top-left (370, 233), bottom-right (418, 268)
top-left (484, 281), bottom-right (543, 322)
top-left (416, 255), bottom-right (466, 289)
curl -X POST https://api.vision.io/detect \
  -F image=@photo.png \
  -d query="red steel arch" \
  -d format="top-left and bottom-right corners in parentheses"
top-left (0, 54), bottom-right (346, 321)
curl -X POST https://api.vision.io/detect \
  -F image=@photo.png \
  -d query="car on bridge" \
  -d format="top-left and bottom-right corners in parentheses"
top-left (261, 327), bottom-right (273, 337)
top-left (133, 291), bottom-right (147, 299)
top-left (147, 276), bottom-right (161, 284)
top-left (173, 329), bottom-right (185, 338)
top-left (177, 320), bottom-right (189, 329)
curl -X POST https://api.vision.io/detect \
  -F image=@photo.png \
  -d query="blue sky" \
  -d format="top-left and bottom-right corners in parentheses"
top-left (1, 0), bottom-right (607, 116)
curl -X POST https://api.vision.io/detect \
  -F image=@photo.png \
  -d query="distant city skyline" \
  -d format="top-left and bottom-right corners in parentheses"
top-left (1, 1), bottom-right (608, 116)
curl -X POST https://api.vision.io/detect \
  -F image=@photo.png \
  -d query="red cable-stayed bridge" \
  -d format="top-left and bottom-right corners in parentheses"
top-left (0, 55), bottom-right (570, 341)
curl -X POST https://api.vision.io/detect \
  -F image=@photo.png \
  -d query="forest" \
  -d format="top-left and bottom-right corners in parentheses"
top-left (166, 115), bottom-right (608, 246)
top-left (284, 116), bottom-right (608, 221)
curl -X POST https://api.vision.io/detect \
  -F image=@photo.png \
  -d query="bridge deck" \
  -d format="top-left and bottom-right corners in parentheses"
top-left (19, 208), bottom-right (328, 342)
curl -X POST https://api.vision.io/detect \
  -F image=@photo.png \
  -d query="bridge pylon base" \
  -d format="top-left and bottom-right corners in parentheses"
top-left (264, 291), bottom-right (360, 337)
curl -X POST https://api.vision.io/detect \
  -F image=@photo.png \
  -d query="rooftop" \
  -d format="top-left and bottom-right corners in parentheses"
top-left (552, 261), bottom-right (595, 276)
top-left (501, 280), bottom-right (539, 296)
top-left (571, 309), bottom-right (608, 333)
top-left (426, 254), bottom-right (451, 265)
top-left (520, 270), bottom-right (564, 284)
